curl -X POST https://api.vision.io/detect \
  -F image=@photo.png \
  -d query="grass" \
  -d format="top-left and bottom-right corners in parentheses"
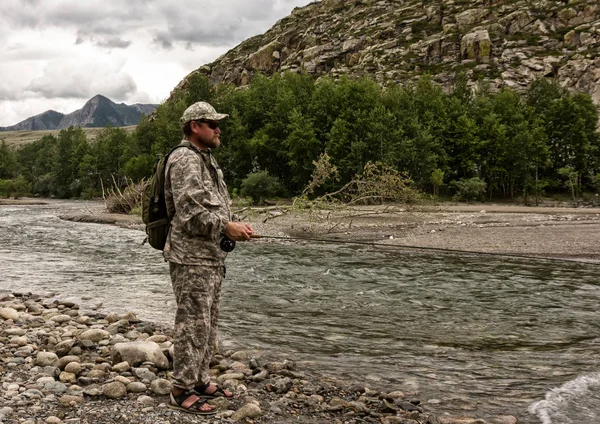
top-left (0, 126), bottom-right (137, 148)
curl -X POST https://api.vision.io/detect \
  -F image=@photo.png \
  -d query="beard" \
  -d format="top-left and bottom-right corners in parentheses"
top-left (197, 134), bottom-right (221, 149)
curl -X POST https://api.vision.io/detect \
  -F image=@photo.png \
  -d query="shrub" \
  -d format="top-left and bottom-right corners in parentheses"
top-left (451, 177), bottom-right (486, 202)
top-left (240, 171), bottom-right (284, 205)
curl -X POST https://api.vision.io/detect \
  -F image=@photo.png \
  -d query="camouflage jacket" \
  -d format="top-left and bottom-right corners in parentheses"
top-left (163, 140), bottom-right (233, 265)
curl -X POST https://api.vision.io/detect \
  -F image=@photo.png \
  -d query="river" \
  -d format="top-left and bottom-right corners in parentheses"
top-left (1, 200), bottom-right (599, 423)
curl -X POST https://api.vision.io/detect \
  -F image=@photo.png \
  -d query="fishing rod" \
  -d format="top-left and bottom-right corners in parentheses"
top-left (219, 234), bottom-right (599, 265)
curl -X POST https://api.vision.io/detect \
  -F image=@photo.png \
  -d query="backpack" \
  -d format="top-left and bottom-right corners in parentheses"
top-left (142, 143), bottom-right (191, 250)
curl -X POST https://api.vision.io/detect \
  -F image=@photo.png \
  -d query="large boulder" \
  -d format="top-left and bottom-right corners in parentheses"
top-left (460, 30), bottom-right (492, 63)
top-left (111, 341), bottom-right (169, 369)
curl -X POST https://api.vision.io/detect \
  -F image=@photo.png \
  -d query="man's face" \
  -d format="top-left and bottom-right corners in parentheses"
top-left (191, 119), bottom-right (221, 149)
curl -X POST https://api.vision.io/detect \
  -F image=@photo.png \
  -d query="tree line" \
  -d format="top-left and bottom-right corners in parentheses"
top-left (0, 72), bottom-right (599, 204)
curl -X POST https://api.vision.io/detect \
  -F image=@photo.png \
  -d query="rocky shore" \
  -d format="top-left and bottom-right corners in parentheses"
top-left (0, 291), bottom-right (518, 424)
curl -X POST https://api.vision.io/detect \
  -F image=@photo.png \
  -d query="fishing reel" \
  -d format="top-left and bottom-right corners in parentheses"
top-left (220, 236), bottom-right (236, 252)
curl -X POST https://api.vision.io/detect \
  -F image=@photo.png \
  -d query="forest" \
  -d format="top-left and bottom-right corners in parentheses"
top-left (0, 72), bottom-right (598, 205)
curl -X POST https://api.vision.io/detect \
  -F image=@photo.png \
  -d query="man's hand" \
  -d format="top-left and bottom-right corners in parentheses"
top-left (223, 222), bottom-right (254, 241)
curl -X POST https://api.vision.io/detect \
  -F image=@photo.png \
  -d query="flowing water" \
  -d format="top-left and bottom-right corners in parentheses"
top-left (1, 200), bottom-right (600, 423)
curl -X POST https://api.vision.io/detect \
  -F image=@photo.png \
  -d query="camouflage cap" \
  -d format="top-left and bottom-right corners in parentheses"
top-left (180, 101), bottom-right (229, 124)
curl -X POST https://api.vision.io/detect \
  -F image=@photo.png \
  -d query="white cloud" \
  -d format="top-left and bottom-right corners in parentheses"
top-left (0, 0), bottom-right (315, 126)
top-left (26, 59), bottom-right (138, 100)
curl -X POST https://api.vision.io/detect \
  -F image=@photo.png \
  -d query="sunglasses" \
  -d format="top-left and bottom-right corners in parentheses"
top-left (196, 120), bottom-right (219, 130)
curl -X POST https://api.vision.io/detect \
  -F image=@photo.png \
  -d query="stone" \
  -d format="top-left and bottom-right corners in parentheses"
top-left (137, 395), bottom-right (154, 405)
top-left (59, 371), bottom-right (77, 383)
top-left (35, 352), bottom-right (59, 367)
top-left (112, 361), bottom-right (131, 373)
top-left (489, 416), bottom-right (518, 424)
top-left (121, 311), bottom-right (140, 322)
top-left (104, 312), bottom-right (120, 323)
top-left (79, 329), bottom-right (110, 342)
top-left (103, 382), bottom-right (127, 399)
top-left (58, 395), bottom-right (83, 405)
top-left (230, 403), bottom-right (262, 421)
top-left (460, 30), bottom-right (492, 63)
top-left (50, 314), bottom-right (72, 323)
top-left (150, 379), bottom-right (172, 395)
top-left (0, 307), bottom-right (19, 320)
top-left (272, 377), bottom-right (293, 393)
top-left (132, 367), bottom-right (157, 382)
top-left (10, 336), bottom-right (28, 346)
top-left (86, 369), bottom-right (107, 379)
top-left (53, 339), bottom-right (76, 357)
top-left (112, 341), bottom-right (169, 369)
top-left (64, 362), bottom-right (82, 375)
top-left (230, 351), bottom-right (249, 361)
top-left (127, 382), bottom-right (147, 393)
top-left (57, 355), bottom-right (80, 370)
top-left (43, 381), bottom-right (68, 394)
top-left (245, 41), bottom-right (282, 72)
top-left (0, 407), bottom-right (14, 417)
top-left (146, 335), bottom-right (167, 343)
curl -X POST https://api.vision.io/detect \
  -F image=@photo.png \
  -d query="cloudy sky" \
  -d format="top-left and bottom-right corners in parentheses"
top-left (0, 0), bottom-right (314, 127)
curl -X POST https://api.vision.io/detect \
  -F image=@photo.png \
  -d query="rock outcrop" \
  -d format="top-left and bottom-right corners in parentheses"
top-left (171, 0), bottom-right (600, 105)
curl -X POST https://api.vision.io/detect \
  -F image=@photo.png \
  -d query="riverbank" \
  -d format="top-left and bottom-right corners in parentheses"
top-left (59, 201), bottom-right (600, 262)
top-left (0, 292), bottom-right (518, 424)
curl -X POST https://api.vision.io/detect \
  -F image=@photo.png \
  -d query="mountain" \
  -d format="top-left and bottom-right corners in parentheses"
top-left (170, 0), bottom-right (600, 105)
top-left (0, 95), bottom-right (157, 131)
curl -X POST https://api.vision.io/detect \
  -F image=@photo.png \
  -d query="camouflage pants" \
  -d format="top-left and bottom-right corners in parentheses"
top-left (169, 262), bottom-right (225, 389)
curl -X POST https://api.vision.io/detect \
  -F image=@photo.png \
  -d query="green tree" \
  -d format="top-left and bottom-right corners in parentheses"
top-left (558, 166), bottom-right (578, 203)
top-left (0, 140), bottom-right (18, 179)
top-left (430, 168), bottom-right (445, 198)
top-left (284, 109), bottom-right (320, 192)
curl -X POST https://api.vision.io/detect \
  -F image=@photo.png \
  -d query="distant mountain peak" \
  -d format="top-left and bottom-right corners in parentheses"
top-left (0, 96), bottom-right (157, 132)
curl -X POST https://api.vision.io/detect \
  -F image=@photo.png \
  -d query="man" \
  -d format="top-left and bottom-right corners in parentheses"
top-left (164, 101), bottom-right (254, 414)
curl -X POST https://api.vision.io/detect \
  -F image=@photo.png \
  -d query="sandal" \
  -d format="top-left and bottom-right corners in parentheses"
top-left (193, 382), bottom-right (234, 399)
top-left (169, 390), bottom-right (216, 415)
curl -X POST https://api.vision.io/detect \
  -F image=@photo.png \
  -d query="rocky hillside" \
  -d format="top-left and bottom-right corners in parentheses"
top-left (0, 95), bottom-right (157, 132)
top-left (172, 0), bottom-right (600, 104)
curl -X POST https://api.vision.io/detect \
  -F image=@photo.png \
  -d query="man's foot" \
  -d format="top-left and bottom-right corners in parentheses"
top-left (168, 389), bottom-right (216, 415)
top-left (193, 382), bottom-right (234, 399)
